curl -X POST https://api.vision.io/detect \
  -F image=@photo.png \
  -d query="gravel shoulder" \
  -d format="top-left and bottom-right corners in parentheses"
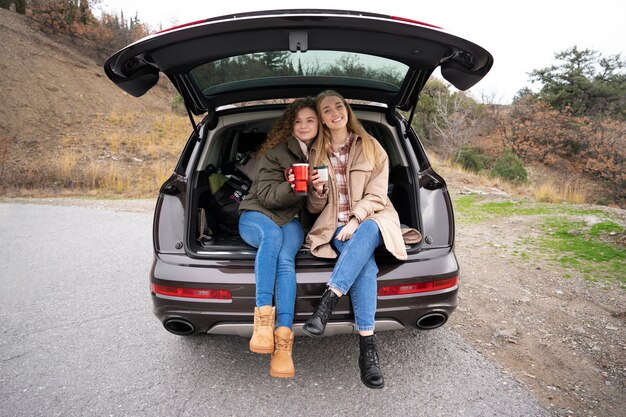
top-left (445, 185), bottom-right (626, 417)
top-left (0, 197), bottom-right (156, 212)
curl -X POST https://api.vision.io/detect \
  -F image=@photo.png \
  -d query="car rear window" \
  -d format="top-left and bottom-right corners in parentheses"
top-left (190, 50), bottom-right (409, 93)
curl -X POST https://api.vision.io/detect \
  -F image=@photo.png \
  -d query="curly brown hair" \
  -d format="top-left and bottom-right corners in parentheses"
top-left (257, 97), bottom-right (317, 155)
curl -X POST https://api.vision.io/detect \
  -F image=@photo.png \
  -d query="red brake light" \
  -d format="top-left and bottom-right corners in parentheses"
top-left (378, 277), bottom-right (458, 296)
top-left (151, 283), bottom-right (232, 300)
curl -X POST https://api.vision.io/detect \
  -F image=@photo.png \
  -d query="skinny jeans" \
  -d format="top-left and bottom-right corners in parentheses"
top-left (327, 220), bottom-right (383, 331)
top-left (238, 210), bottom-right (304, 328)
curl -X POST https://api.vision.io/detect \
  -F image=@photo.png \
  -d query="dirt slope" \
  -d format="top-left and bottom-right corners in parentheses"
top-left (0, 8), bottom-right (173, 164)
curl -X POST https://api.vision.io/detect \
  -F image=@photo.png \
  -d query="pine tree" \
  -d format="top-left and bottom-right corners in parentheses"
top-left (15, 0), bottom-right (26, 14)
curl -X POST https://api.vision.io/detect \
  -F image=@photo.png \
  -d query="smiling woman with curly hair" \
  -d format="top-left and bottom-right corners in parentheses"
top-left (237, 97), bottom-right (318, 379)
top-left (256, 99), bottom-right (316, 155)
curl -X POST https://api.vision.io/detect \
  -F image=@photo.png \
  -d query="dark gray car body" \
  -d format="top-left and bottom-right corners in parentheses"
top-left (104, 9), bottom-right (492, 336)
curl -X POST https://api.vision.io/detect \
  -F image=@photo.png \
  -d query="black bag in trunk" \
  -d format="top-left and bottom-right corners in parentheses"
top-left (206, 167), bottom-right (252, 236)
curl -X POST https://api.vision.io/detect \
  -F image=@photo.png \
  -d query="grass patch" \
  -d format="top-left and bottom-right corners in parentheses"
top-left (453, 195), bottom-right (608, 224)
top-left (454, 194), bottom-right (625, 287)
top-left (538, 218), bottom-right (625, 285)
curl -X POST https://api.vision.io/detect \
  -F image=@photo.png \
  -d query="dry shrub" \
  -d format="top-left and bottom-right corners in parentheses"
top-left (148, 159), bottom-right (176, 188)
top-left (103, 112), bottom-right (188, 160)
top-left (85, 161), bottom-right (102, 189)
top-left (61, 134), bottom-right (81, 147)
top-left (58, 150), bottom-right (79, 180)
top-left (83, 161), bottom-right (131, 194)
top-left (533, 180), bottom-right (589, 204)
top-left (0, 135), bottom-right (9, 177)
top-left (106, 112), bottom-right (140, 126)
top-left (132, 160), bottom-right (176, 195)
top-left (102, 165), bottom-right (131, 194)
top-left (582, 117), bottom-right (625, 187)
top-left (497, 102), bottom-right (625, 202)
top-left (109, 133), bottom-right (120, 154)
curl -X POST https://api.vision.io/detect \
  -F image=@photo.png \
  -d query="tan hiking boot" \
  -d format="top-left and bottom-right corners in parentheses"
top-left (249, 306), bottom-right (275, 354)
top-left (270, 326), bottom-right (295, 378)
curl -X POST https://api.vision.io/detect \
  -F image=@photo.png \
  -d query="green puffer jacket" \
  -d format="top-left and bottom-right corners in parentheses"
top-left (239, 136), bottom-right (309, 226)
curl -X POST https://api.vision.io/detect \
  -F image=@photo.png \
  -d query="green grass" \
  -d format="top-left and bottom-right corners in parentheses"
top-left (454, 195), bottom-right (625, 287)
top-left (453, 195), bottom-right (609, 224)
top-left (539, 218), bottom-right (625, 284)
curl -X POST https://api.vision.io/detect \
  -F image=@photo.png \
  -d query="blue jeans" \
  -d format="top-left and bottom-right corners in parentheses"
top-left (328, 220), bottom-right (383, 331)
top-left (238, 211), bottom-right (304, 328)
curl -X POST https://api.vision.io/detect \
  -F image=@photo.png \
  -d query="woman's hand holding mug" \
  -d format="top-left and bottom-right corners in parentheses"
top-left (311, 165), bottom-right (328, 194)
top-left (284, 163), bottom-right (309, 194)
top-left (285, 168), bottom-right (295, 189)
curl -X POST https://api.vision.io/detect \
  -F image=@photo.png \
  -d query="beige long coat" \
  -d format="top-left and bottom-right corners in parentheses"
top-left (305, 135), bottom-right (407, 261)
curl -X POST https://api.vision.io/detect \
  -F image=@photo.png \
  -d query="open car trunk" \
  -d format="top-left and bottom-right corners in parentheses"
top-left (184, 103), bottom-right (425, 259)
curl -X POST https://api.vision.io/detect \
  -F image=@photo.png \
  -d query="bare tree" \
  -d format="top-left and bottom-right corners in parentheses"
top-left (428, 91), bottom-right (485, 157)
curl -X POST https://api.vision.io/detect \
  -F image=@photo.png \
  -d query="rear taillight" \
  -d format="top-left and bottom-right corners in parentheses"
top-left (378, 277), bottom-right (458, 296)
top-left (151, 284), bottom-right (232, 300)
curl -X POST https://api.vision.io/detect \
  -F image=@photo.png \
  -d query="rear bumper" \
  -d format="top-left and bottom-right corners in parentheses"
top-left (212, 319), bottom-right (406, 336)
top-left (150, 248), bottom-right (459, 335)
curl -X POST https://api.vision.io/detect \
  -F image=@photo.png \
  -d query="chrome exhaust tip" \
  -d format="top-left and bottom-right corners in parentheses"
top-left (416, 312), bottom-right (448, 330)
top-left (163, 318), bottom-right (195, 336)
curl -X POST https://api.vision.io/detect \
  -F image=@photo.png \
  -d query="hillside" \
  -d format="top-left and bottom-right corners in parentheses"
top-left (0, 8), bottom-right (176, 190)
top-left (0, 8), bottom-right (621, 205)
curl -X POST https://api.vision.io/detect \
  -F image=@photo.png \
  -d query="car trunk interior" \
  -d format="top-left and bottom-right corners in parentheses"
top-left (187, 106), bottom-right (421, 256)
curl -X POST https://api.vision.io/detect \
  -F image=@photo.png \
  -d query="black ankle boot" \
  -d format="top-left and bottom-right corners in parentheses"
top-left (359, 334), bottom-right (384, 389)
top-left (302, 289), bottom-right (340, 338)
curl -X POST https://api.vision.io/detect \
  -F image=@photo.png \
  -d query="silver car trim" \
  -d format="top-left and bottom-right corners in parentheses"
top-left (206, 319), bottom-right (404, 336)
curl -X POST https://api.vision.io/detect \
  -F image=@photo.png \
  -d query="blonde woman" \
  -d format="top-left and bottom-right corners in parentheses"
top-left (303, 90), bottom-right (407, 389)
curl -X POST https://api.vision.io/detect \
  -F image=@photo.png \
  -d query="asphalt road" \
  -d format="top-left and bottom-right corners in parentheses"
top-left (0, 202), bottom-right (551, 417)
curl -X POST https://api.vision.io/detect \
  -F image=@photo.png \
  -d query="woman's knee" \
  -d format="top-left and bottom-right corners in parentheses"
top-left (283, 220), bottom-right (304, 241)
top-left (357, 219), bottom-right (379, 235)
top-left (262, 225), bottom-right (283, 243)
top-left (280, 221), bottom-right (304, 253)
top-left (240, 214), bottom-right (283, 248)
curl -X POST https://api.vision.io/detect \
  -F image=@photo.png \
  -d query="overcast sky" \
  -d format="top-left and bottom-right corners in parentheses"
top-left (96, 0), bottom-right (626, 104)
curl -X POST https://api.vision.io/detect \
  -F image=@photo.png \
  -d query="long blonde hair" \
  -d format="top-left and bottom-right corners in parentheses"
top-left (257, 97), bottom-right (316, 155)
top-left (312, 90), bottom-right (380, 168)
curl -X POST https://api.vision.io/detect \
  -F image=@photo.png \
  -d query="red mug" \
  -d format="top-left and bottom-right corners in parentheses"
top-left (290, 163), bottom-right (309, 195)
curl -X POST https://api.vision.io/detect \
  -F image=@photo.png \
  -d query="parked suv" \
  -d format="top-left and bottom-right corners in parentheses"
top-left (104, 9), bottom-right (492, 336)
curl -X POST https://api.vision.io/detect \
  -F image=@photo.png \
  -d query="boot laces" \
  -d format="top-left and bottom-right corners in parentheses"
top-left (365, 345), bottom-right (379, 366)
top-left (255, 314), bottom-right (272, 329)
top-left (317, 290), bottom-right (337, 315)
top-left (362, 339), bottom-right (379, 366)
top-left (275, 335), bottom-right (292, 352)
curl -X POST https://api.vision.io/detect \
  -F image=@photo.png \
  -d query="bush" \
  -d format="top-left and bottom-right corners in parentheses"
top-left (490, 149), bottom-right (528, 184)
top-left (171, 95), bottom-right (186, 115)
top-left (456, 145), bottom-right (491, 173)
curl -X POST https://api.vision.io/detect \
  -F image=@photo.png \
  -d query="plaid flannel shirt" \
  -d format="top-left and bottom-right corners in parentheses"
top-left (329, 132), bottom-right (355, 225)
